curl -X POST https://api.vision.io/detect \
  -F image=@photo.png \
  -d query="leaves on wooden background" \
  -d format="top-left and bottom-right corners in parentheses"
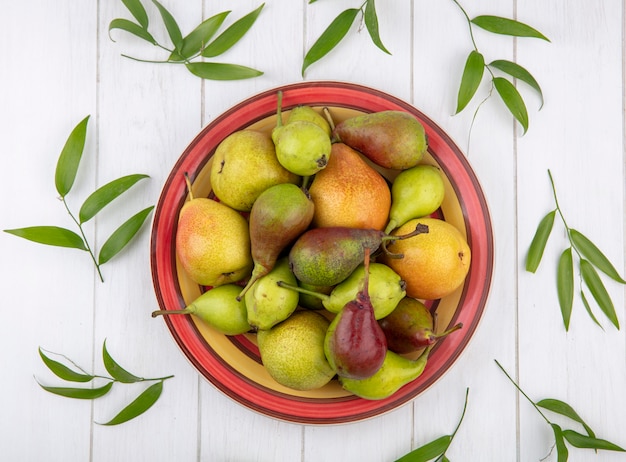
top-left (37, 341), bottom-right (173, 425)
top-left (3, 116), bottom-right (152, 282)
top-left (109, 1), bottom-right (265, 80)
top-left (526, 170), bottom-right (625, 330)
top-left (496, 360), bottom-right (625, 461)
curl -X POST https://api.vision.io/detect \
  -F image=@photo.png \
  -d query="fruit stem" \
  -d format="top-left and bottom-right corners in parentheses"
top-left (183, 172), bottom-right (195, 200)
top-left (384, 219), bottom-right (398, 235)
top-left (381, 223), bottom-right (429, 258)
top-left (151, 307), bottom-right (193, 318)
top-left (276, 280), bottom-right (331, 302)
top-left (434, 322), bottom-right (463, 339)
top-left (275, 90), bottom-right (284, 129)
top-left (322, 107), bottom-right (335, 131)
top-left (361, 248), bottom-right (371, 295)
top-left (236, 264), bottom-right (267, 301)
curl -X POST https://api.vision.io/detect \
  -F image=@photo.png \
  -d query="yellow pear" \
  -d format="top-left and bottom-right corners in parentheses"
top-left (176, 177), bottom-right (253, 287)
top-left (210, 129), bottom-right (300, 212)
top-left (308, 142), bottom-right (391, 230)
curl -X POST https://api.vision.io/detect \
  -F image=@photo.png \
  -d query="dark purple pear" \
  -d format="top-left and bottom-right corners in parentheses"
top-left (323, 249), bottom-right (388, 380)
top-left (379, 297), bottom-right (463, 354)
top-left (289, 223), bottom-right (428, 287)
top-left (237, 183), bottom-right (314, 301)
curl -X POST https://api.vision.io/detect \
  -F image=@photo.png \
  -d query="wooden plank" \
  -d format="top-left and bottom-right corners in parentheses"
top-left (517, 1), bottom-right (626, 461)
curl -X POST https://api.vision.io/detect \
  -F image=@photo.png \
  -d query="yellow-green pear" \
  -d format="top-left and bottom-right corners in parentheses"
top-left (385, 164), bottom-right (445, 234)
top-left (210, 129), bottom-right (299, 212)
top-left (244, 258), bottom-right (299, 330)
top-left (151, 284), bottom-right (251, 336)
top-left (257, 311), bottom-right (335, 391)
top-left (339, 346), bottom-right (432, 400)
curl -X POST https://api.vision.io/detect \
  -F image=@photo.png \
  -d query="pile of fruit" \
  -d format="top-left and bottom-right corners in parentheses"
top-left (152, 92), bottom-right (471, 400)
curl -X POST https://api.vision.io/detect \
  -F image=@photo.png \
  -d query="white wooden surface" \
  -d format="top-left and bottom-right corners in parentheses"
top-left (1, 1), bottom-right (625, 461)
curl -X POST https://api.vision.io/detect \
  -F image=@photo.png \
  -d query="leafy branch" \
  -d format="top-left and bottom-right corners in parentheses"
top-left (395, 388), bottom-right (469, 462)
top-left (450, 0), bottom-right (549, 135)
top-left (3, 116), bottom-right (153, 282)
top-left (304, 0), bottom-right (548, 136)
top-left (303, 0), bottom-right (389, 76)
top-left (37, 340), bottom-right (174, 426)
top-left (496, 360), bottom-right (625, 460)
top-left (109, 0), bottom-right (265, 80)
top-left (526, 170), bottom-right (625, 330)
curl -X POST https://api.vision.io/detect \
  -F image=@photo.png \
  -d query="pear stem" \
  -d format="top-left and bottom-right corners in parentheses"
top-left (151, 307), bottom-right (194, 318)
top-left (183, 172), bottom-right (195, 200)
top-left (276, 280), bottom-right (331, 302)
top-left (384, 219), bottom-right (398, 235)
top-left (435, 322), bottom-right (464, 339)
top-left (236, 264), bottom-right (267, 301)
top-left (381, 223), bottom-right (429, 258)
top-left (322, 106), bottom-right (335, 131)
top-left (361, 248), bottom-right (371, 295)
top-left (275, 90), bottom-right (284, 129)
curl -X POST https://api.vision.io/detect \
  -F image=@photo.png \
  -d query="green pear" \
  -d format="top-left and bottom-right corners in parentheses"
top-left (339, 346), bottom-right (432, 400)
top-left (385, 164), bottom-right (445, 234)
top-left (245, 258), bottom-right (300, 330)
top-left (272, 92), bottom-right (332, 177)
top-left (278, 262), bottom-right (406, 319)
top-left (210, 129), bottom-right (299, 212)
top-left (151, 284), bottom-right (250, 336)
top-left (333, 110), bottom-right (427, 170)
top-left (286, 105), bottom-right (332, 137)
top-left (257, 310), bottom-right (335, 391)
top-left (175, 174), bottom-right (252, 287)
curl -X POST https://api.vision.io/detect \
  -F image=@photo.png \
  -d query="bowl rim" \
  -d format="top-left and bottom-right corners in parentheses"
top-left (150, 80), bottom-right (494, 425)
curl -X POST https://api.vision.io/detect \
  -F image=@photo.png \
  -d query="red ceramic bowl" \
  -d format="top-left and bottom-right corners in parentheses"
top-left (150, 81), bottom-right (493, 424)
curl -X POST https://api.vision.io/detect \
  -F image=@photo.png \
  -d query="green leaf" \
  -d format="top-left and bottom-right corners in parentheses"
top-left (551, 424), bottom-right (569, 462)
top-left (38, 348), bottom-right (94, 383)
top-left (152, 0), bottom-right (183, 51)
top-left (581, 290), bottom-right (604, 329)
top-left (176, 11), bottom-right (231, 60)
top-left (570, 229), bottom-right (626, 284)
top-left (102, 340), bottom-right (143, 384)
top-left (55, 115), bottom-right (90, 197)
top-left (109, 18), bottom-right (157, 44)
top-left (557, 247), bottom-right (574, 330)
top-left (98, 381), bottom-right (163, 426)
top-left (201, 4), bottom-right (264, 58)
top-left (79, 174), bottom-right (149, 224)
top-left (493, 77), bottom-right (529, 134)
top-left (185, 62), bottom-right (263, 80)
top-left (98, 206), bottom-right (154, 265)
top-left (580, 259), bottom-right (620, 329)
top-left (489, 59), bottom-right (544, 108)
top-left (537, 398), bottom-right (596, 439)
top-left (364, 0), bottom-right (391, 54)
top-left (38, 381), bottom-right (113, 400)
top-left (525, 209), bottom-right (555, 272)
top-left (4, 226), bottom-right (87, 250)
top-left (395, 435), bottom-right (451, 462)
top-left (471, 15), bottom-right (550, 41)
top-left (121, 0), bottom-right (149, 29)
top-left (562, 430), bottom-right (625, 452)
top-left (455, 50), bottom-right (485, 114)
top-left (302, 8), bottom-right (360, 76)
